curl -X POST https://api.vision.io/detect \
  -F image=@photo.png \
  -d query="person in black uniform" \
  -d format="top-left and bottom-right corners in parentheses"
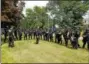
top-left (18, 29), bottom-right (22, 40)
top-left (82, 28), bottom-right (89, 50)
top-left (39, 29), bottom-right (43, 40)
top-left (55, 31), bottom-right (62, 44)
top-left (44, 31), bottom-right (48, 41)
top-left (24, 29), bottom-right (28, 40)
top-left (46, 31), bottom-right (50, 41)
top-left (49, 32), bottom-right (53, 42)
top-left (33, 29), bottom-right (36, 39)
top-left (8, 27), bottom-right (14, 47)
top-left (82, 30), bottom-right (87, 48)
top-left (63, 29), bottom-right (69, 46)
top-left (28, 29), bottom-right (32, 39)
top-left (4, 28), bottom-right (8, 42)
top-left (35, 28), bottom-right (40, 44)
top-left (74, 31), bottom-right (81, 48)
top-left (43, 30), bottom-right (46, 40)
top-left (70, 32), bottom-right (78, 49)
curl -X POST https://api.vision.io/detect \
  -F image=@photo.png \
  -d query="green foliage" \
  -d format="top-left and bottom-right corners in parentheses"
top-left (47, 0), bottom-right (89, 31)
top-left (20, 1), bottom-right (89, 31)
top-left (20, 6), bottom-right (51, 29)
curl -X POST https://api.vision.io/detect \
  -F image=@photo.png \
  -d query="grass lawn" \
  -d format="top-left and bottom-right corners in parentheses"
top-left (1, 39), bottom-right (89, 63)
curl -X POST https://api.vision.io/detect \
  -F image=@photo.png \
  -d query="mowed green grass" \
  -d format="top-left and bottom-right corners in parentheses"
top-left (1, 39), bottom-right (89, 63)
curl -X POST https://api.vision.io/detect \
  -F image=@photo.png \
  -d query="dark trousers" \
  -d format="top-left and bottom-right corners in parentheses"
top-left (82, 39), bottom-right (87, 48)
top-left (4, 32), bottom-right (8, 42)
top-left (8, 37), bottom-right (14, 47)
top-left (49, 35), bottom-right (53, 42)
top-left (19, 35), bottom-right (22, 40)
top-left (58, 38), bottom-right (62, 44)
top-left (72, 41), bottom-right (78, 49)
top-left (36, 36), bottom-right (39, 44)
top-left (64, 38), bottom-right (68, 46)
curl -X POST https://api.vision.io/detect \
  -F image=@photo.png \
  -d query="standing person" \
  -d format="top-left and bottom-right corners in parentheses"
top-left (82, 28), bottom-right (89, 50)
top-left (43, 30), bottom-right (46, 40)
top-left (45, 31), bottom-right (48, 41)
top-left (44, 30), bottom-right (49, 41)
top-left (30, 29), bottom-right (33, 39)
top-left (18, 29), bottom-right (22, 40)
top-left (46, 31), bottom-right (50, 41)
top-left (39, 29), bottom-right (43, 40)
top-left (49, 32), bottom-right (53, 42)
top-left (33, 29), bottom-right (36, 39)
top-left (74, 31), bottom-right (81, 48)
top-left (55, 31), bottom-right (62, 44)
top-left (63, 29), bottom-right (69, 46)
top-left (24, 29), bottom-right (28, 40)
top-left (35, 28), bottom-right (40, 44)
top-left (71, 32), bottom-right (78, 49)
top-left (28, 29), bottom-right (32, 39)
top-left (8, 27), bottom-right (14, 47)
top-left (4, 28), bottom-right (8, 42)
top-left (82, 29), bottom-right (88, 48)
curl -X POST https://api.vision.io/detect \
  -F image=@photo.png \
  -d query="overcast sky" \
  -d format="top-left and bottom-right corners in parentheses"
top-left (83, 10), bottom-right (89, 20)
top-left (22, 1), bottom-right (48, 15)
top-left (23, 1), bottom-right (89, 21)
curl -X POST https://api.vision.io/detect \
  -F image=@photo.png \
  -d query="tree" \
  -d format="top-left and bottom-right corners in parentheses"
top-left (20, 6), bottom-right (51, 29)
top-left (46, 0), bottom-right (89, 31)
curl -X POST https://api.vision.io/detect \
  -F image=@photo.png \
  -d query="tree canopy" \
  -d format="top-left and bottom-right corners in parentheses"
top-left (21, 6), bottom-right (52, 29)
top-left (46, 0), bottom-right (89, 31)
top-left (20, 0), bottom-right (89, 31)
